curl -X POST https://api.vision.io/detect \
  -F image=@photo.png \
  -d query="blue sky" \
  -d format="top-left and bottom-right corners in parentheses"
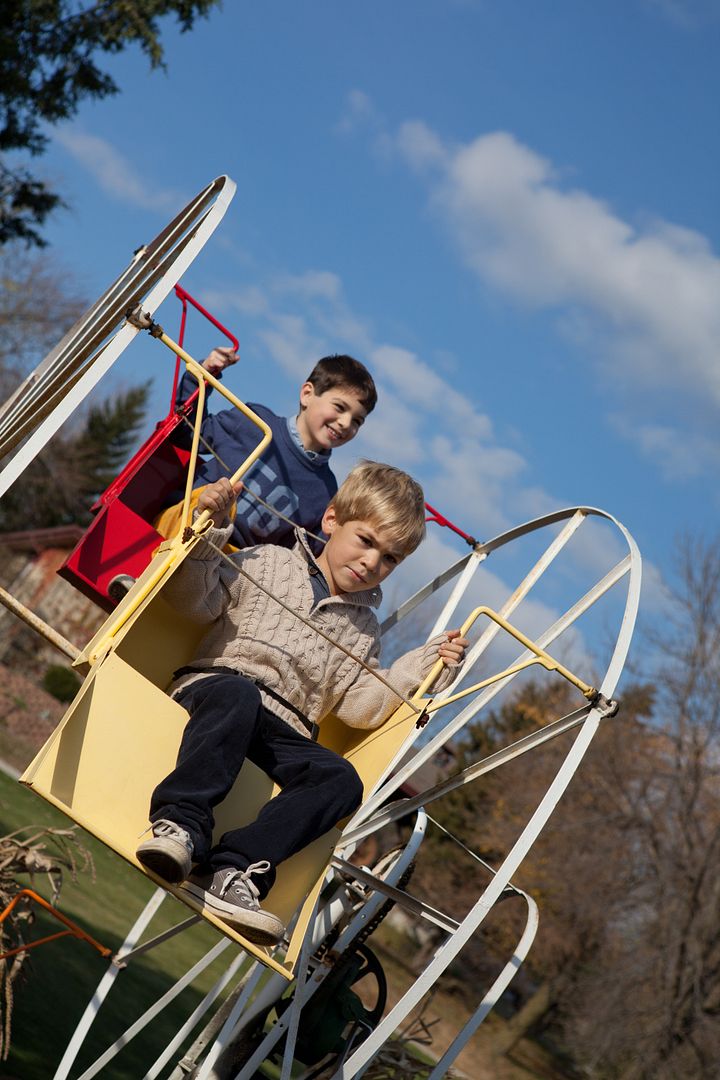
top-left (19, 0), bottom-right (720, 678)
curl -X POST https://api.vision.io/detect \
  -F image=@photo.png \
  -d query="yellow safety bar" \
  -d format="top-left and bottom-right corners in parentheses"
top-left (84, 327), bottom-right (272, 666)
top-left (414, 606), bottom-right (597, 716)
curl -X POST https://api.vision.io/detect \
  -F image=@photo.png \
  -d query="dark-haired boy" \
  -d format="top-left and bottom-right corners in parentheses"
top-left (162, 348), bottom-right (377, 551)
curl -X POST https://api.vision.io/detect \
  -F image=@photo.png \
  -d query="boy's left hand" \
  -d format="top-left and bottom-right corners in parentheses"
top-left (437, 629), bottom-right (468, 666)
top-left (197, 477), bottom-right (244, 526)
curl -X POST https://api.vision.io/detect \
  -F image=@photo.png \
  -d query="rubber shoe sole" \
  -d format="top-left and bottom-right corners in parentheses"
top-left (136, 838), bottom-right (192, 884)
top-left (180, 879), bottom-right (285, 946)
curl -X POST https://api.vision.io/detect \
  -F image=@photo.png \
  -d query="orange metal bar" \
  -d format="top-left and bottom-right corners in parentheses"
top-left (0, 889), bottom-right (112, 961)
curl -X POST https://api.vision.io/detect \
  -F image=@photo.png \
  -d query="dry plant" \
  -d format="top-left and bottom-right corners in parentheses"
top-left (0, 824), bottom-right (94, 1059)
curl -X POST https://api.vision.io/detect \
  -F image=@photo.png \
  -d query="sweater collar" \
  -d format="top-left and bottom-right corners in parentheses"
top-left (293, 529), bottom-right (382, 609)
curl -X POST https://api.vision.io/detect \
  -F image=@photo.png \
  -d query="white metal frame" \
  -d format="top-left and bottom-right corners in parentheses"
top-left (0, 174), bottom-right (236, 500)
top-left (0, 176), bottom-right (642, 1077)
top-left (50, 505), bottom-right (639, 1079)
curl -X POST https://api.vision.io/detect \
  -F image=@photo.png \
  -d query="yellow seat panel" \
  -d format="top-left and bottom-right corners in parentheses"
top-left (21, 541), bottom-right (425, 976)
top-left (21, 652), bottom-right (339, 978)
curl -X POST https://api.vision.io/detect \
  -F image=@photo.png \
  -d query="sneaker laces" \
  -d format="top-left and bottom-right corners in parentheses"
top-left (218, 861), bottom-right (272, 908)
top-left (138, 819), bottom-right (192, 846)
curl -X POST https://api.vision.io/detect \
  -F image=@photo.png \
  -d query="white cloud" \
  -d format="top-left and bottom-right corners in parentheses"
top-left (612, 417), bottom-right (720, 481)
top-left (257, 315), bottom-right (325, 379)
top-left (386, 124), bottom-right (720, 414)
top-left (334, 89), bottom-right (380, 135)
top-left (395, 120), bottom-right (447, 170)
top-left (55, 128), bottom-right (185, 213)
top-left (371, 344), bottom-right (492, 436)
top-left (204, 267), bottom-right (561, 537)
top-left (179, 250), bottom-right (642, 695)
top-left (353, 390), bottom-right (429, 468)
top-left (203, 286), bottom-right (270, 318)
top-left (643, 0), bottom-right (720, 27)
top-left (204, 277), bottom-right (366, 378)
top-left (273, 271), bottom-right (343, 302)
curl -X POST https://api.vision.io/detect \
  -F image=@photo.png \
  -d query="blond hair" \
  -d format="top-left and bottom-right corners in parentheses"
top-left (331, 460), bottom-right (426, 556)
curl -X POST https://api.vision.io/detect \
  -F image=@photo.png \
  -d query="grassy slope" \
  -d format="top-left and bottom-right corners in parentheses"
top-left (0, 770), bottom-right (570, 1079)
top-left (0, 770), bottom-right (232, 1079)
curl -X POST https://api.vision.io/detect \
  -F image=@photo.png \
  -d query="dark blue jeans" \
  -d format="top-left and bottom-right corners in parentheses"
top-left (150, 673), bottom-right (364, 897)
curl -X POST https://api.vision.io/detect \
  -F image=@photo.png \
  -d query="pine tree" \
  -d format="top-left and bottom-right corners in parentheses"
top-left (0, 384), bottom-right (150, 531)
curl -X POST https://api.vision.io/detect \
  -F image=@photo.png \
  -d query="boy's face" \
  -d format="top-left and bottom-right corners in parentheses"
top-left (297, 383), bottom-right (368, 453)
top-left (316, 506), bottom-right (404, 596)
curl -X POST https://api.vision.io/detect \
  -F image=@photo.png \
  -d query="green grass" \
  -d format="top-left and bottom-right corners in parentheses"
top-left (0, 769), bottom-right (238, 1079)
top-left (0, 770), bottom-right (570, 1080)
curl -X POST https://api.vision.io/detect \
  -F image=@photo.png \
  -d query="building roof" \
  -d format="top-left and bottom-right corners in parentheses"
top-left (0, 524), bottom-right (85, 553)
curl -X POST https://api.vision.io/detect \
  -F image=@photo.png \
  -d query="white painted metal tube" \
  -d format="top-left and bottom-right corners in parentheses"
top-left (0, 178), bottom-right (228, 448)
top-left (0, 176), bottom-right (235, 498)
top-left (74, 938), bottom-right (232, 1080)
top-left (348, 549), bottom-right (632, 833)
top-left (339, 703), bottom-right (608, 1077)
top-left (426, 892), bottom-right (540, 1079)
top-left (195, 961), bottom-right (269, 1080)
top-left (351, 509), bottom-right (625, 830)
top-left (427, 548), bottom-right (486, 638)
top-left (233, 813), bottom-right (428, 1080)
top-left (446, 510), bottom-right (586, 690)
top-left (145, 950), bottom-right (247, 1080)
top-left (380, 553), bottom-right (473, 636)
top-left (53, 887), bottom-right (167, 1080)
top-left (341, 701), bottom-right (593, 846)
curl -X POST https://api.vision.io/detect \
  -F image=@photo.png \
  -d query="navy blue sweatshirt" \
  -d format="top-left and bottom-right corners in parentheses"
top-left (173, 372), bottom-right (337, 550)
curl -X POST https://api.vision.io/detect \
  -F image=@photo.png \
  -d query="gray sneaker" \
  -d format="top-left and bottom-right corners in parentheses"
top-left (137, 819), bottom-right (194, 883)
top-left (181, 861), bottom-right (285, 946)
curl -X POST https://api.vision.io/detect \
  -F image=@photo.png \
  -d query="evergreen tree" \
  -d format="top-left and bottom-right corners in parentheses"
top-left (0, 383), bottom-right (150, 530)
top-left (0, 245), bottom-right (85, 386)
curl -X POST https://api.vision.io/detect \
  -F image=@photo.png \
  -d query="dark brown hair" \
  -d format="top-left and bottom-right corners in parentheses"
top-left (306, 355), bottom-right (377, 413)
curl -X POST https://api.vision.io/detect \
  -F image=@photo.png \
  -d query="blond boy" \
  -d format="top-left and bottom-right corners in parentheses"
top-left (138, 462), bottom-right (466, 944)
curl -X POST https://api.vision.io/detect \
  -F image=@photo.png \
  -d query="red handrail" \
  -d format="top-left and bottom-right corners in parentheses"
top-left (425, 502), bottom-right (478, 547)
top-left (167, 283), bottom-right (240, 417)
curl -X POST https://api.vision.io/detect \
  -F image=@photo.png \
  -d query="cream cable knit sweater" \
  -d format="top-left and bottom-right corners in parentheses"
top-left (163, 523), bottom-right (459, 737)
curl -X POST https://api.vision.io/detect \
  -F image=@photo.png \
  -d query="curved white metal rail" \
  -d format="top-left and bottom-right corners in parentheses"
top-left (332, 507), bottom-right (640, 1077)
top-left (50, 504), bottom-right (640, 1079)
top-left (355, 507), bottom-right (638, 829)
top-left (0, 174), bottom-right (236, 499)
top-left (160, 507), bottom-right (640, 1080)
top-left (427, 890), bottom-right (540, 1080)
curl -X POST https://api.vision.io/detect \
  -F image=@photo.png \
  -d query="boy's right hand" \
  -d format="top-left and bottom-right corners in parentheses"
top-left (197, 478), bottom-right (244, 526)
top-left (202, 346), bottom-right (239, 377)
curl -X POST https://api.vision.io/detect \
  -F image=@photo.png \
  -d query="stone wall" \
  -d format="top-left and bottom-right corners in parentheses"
top-left (0, 661), bottom-right (65, 772)
top-left (0, 544), bottom-right (105, 676)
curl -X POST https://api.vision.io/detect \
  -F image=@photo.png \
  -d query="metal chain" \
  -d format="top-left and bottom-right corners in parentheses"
top-left (316, 860), bottom-right (417, 964)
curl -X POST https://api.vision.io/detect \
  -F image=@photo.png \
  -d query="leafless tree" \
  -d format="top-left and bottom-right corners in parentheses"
top-left (0, 245), bottom-right (85, 392)
top-left (559, 537), bottom-right (720, 1078)
top-left (403, 535), bottom-right (720, 1079)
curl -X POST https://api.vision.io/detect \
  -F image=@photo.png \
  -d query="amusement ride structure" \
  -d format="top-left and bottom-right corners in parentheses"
top-left (0, 177), bottom-right (640, 1079)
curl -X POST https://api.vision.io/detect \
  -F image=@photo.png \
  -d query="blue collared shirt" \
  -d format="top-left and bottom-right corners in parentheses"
top-left (287, 416), bottom-right (332, 464)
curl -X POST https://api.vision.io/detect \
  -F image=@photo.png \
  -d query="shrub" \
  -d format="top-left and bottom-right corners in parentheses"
top-left (41, 665), bottom-right (81, 703)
